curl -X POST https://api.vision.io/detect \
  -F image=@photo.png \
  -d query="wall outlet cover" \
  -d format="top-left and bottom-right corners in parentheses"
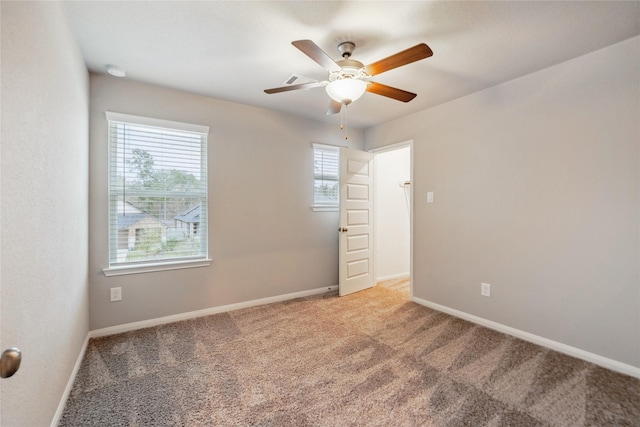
top-left (110, 287), bottom-right (122, 302)
top-left (481, 282), bottom-right (491, 297)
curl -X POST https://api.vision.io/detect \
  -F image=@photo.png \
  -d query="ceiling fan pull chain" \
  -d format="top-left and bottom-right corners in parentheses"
top-left (343, 102), bottom-right (349, 140)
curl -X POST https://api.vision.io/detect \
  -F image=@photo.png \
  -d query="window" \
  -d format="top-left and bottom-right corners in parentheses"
top-left (104, 112), bottom-right (210, 275)
top-left (312, 144), bottom-right (339, 211)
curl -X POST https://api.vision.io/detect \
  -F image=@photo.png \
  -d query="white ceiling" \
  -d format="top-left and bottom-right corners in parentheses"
top-left (63, 1), bottom-right (640, 129)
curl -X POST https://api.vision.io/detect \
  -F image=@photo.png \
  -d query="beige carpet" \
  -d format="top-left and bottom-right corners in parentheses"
top-left (60, 278), bottom-right (640, 426)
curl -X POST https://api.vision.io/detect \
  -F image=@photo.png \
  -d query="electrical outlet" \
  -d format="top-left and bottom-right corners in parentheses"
top-left (110, 287), bottom-right (122, 302)
top-left (481, 282), bottom-right (491, 297)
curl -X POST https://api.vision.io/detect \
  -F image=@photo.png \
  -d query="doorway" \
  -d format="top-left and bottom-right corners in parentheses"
top-left (373, 142), bottom-right (412, 299)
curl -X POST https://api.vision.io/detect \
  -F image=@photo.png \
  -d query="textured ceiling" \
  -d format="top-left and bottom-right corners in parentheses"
top-left (63, 1), bottom-right (640, 129)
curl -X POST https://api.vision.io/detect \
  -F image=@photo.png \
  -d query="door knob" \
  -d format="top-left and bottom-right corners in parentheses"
top-left (338, 227), bottom-right (349, 233)
top-left (1, 347), bottom-right (22, 378)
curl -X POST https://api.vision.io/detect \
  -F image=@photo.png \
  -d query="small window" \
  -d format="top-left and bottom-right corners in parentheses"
top-left (313, 143), bottom-right (339, 211)
top-left (105, 112), bottom-right (210, 274)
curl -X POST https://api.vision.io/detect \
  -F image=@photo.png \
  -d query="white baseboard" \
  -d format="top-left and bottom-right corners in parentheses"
top-left (377, 272), bottom-right (410, 282)
top-left (412, 296), bottom-right (640, 379)
top-left (51, 333), bottom-right (90, 427)
top-left (91, 285), bottom-right (338, 338)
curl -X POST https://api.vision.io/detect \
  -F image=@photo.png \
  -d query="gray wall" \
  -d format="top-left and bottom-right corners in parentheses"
top-left (366, 36), bottom-right (640, 368)
top-left (89, 75), bottom-right (364, 330)
top-left (1, 2), bottom-right (90, 425)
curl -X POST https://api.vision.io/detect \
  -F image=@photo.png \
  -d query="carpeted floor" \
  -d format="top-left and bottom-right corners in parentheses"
top-left (60, 278), bottom-right (640, 426)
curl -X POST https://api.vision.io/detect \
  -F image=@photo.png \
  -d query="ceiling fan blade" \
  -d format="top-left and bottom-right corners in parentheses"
top-left (264, 81), bottom-right (325, 94)
top-left (326, 100), bottom-right (342, 115)
top-left (292, 40), bottom-right (341, 72)
top-left (366, 82), bottom-right (417, 102)
top-left (364, 43), bottom-right (433, 76)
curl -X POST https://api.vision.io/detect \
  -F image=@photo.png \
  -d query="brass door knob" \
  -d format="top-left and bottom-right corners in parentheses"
top-left (1, 347), bottom-right (21, 379)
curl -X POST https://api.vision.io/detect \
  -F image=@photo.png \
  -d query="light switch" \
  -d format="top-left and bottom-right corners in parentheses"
top-left (427, 192), bottom-right (434, 203)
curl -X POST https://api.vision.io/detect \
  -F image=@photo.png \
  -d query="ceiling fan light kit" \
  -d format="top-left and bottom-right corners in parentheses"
top-left (326, 79), bottom-right (368, 105)
top-left (264, 39), bottom-right (433, 133)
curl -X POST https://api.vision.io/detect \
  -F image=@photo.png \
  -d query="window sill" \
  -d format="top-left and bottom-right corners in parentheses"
top-left (311, 205), bottom-right (338, 212)
top-left (103, 258), bottom-right (212, 277)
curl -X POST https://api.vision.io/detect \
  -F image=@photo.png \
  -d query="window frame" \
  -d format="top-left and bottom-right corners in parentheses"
top-left (103, 112), bottom-right (211, 277)
top-left (312, 143), bottom-right (340, 212)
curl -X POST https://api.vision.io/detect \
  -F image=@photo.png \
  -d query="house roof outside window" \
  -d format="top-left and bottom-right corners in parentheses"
top-left (115, 201), bottom-right (169, 229)
top-left (175, 205), bottom-right (200, 224)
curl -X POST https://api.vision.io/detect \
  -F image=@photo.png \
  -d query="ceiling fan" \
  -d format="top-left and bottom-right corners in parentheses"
top-left (264, 39), bottom-right (433, 115)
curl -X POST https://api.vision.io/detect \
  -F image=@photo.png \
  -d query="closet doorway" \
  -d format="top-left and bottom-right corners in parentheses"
top-left (373, 141), bottom-right (412, 299)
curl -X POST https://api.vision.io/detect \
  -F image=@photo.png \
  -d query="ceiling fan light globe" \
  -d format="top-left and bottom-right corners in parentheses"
top-left (325, 79), bottom-right (367, 104)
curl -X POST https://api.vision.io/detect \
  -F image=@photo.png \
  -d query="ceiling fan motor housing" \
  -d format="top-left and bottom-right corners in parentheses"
top-left (330, 58), bottom-right (367, 82)
top-left (331, 42), bottom-right (369, 82)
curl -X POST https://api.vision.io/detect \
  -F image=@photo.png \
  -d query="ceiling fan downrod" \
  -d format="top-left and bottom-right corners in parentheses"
top-left (337, 41), bottom-right (356, 59)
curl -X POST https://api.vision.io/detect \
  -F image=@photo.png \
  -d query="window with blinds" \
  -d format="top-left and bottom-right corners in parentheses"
top-left (106, 112), bottom-right (209, 268)
top-left (313, 143), bottom-right (339, 210)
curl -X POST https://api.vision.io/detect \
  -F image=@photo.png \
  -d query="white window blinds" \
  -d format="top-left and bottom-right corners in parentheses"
top-left (106, 112), bottom-right (209, 267)
top-left (313, 143), bottom-right (339, 208)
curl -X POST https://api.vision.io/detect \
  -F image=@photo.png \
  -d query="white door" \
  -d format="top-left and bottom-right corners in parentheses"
top-left (339, 147), bottom-right (375, 296)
